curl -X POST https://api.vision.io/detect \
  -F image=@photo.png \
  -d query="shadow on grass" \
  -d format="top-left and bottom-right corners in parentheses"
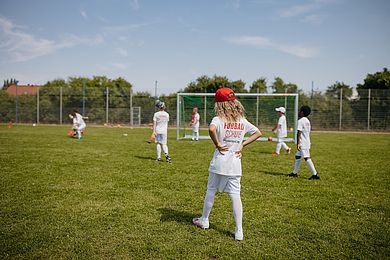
top-left (158, 207), bottom-right (233, 238)
top-left (261, 171), bottom-right (287, 177)
top-left (134, 155), bottom-right (156, 161)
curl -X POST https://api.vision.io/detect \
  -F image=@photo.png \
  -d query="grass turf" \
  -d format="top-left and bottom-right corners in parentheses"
top-left (0, 125), bottom-right (389, 259)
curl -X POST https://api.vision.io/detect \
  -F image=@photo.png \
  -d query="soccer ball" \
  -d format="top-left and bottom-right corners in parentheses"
top-left (268, 136), bottom-right (273, 141)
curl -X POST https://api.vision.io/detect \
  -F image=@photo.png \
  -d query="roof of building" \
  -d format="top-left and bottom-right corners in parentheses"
top-left (5, 84), bottom-right (40, 96)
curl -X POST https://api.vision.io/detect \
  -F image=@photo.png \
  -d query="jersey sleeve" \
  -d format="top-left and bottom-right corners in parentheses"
top-left (244, 118), bottom-right (258, 135)
top-left (210, 116), bottom-right (220, 127)
top-left (153, 113), bottom-right (157, 122)
top-left (278, 116), bottom-right (285, 126)
top-left (297, 119), bottom-right (303, 131)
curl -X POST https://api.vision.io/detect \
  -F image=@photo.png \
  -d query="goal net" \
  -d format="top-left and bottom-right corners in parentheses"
top-left (176, 93), bottom-right (299, 142)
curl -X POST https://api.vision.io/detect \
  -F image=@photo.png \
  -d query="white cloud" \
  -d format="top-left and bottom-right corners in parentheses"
top-left (278, 3), bottom-right (319, 18)
top-left (226, 35), bottom-right (317, 58)
top-left (116, 47), bottom-right (128, 57)
top-left (130, 0), bottom-right (140, 10)
top-left (0, 16), bottom-right (103, 63)
top-left (301, 14), bottom-right (326, 25)
top-left (225, 36), bottom-right (271, 47)
top-left (80, 10), bottom-right (88, 20)
top-left (278, 45), bottom-right (317, 58)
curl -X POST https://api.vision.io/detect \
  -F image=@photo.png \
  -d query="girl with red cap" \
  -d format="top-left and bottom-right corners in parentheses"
top-left (192, 87), bottom-right (262, 241)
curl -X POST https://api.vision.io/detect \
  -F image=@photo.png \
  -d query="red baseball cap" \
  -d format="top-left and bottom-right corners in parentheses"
top-left (215, 88), bottom-right (236, 102)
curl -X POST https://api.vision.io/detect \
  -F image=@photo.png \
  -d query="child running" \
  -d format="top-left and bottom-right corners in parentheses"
top-left (190, 107), bottom-right (200, 141)
top-left (192, 87), bottom-right (262, 241)
top-left (288, 106), bottom-right (320, 180)
top-left (153, 100), bottom-right (172, 163)
top-left (69, 110), bottom-right (86, 140)
top-left (271, 107), bottom-right (291, 156)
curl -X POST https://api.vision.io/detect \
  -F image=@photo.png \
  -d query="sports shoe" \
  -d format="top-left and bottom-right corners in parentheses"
top-left (156, 158), bottom-right (161, 162)
top-left (309, 174), bottom-right (320, 180)
top-left (272, 152), bottom-right (278, 156)
top-left (166, 155), bottom-right (172, 163)
top-left (192, 217), bottom-right (209, 229)
top-left (288, 172), bottom-right (298, 177)
top-left (235, 230), bottom-right (243, 241)
top-left (286, 148), bottom-right (291, 154)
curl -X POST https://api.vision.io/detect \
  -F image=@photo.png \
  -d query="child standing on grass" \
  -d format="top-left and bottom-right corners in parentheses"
top-left (271, 107), bottom-right (291, 156)
top-left (192, 88), bottom-right (262, 241)
top-left (288, 106), bottom-right (320, 180)
top-left (153, 100), bottom-right (172, 163)
top-left (190, 107), bottom-right (200, 141)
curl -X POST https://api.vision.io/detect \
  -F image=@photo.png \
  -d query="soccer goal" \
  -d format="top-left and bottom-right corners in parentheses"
top-left (176, 93), bottom-right (299, 142)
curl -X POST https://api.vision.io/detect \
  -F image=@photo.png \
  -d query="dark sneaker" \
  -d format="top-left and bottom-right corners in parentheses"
top-left (288, 172), bottom-right (298, 177)
top-left (156, 158), bottom-right (161, 162)
top-left (166, 156), bottom-right (172, 163)
top-left (309, 174), bottom-right (320, 180)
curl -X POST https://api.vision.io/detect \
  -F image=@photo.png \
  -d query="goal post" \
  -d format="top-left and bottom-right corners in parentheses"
top-left (176, 92), bottom-right (299, 142)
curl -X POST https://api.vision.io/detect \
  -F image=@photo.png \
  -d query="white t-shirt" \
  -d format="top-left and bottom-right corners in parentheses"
top-left (192, 113), bottom-right (200, 129)
top-left (153, 111), bottom-right (169, 134)
top-left (73, 113), bottom-right (86, 129)
top-left (297, 117), bottom-right (311, 149)
top-left (277, 115), bottom-right (287, 138)
top-left (208, 116), bottom-right (258, 177)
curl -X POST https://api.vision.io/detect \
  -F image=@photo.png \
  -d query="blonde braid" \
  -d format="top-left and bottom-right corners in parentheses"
top-left (214, 99), bottom-right (245, 123)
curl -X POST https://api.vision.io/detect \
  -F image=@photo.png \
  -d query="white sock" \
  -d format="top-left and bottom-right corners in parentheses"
top-left (202, 190), bottom-right (216, 220)
top-left (293, 158), bottom-right (301, 174)
top-left (276, 142), bottom-right (282, 154)
top-left (156, 144), bottom-right (161, 159)
top-left (162, 144), bottom-right (169, 155)
top-left (306, 159), bottom-right (317, 175)
top-left (196, 131), bottom-right (199, 140)
top-left (230, 193), bottom-right (243, 234)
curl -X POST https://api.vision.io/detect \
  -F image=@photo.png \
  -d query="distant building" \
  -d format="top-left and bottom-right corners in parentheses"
top-left (5, 84), bottom-right (40, 96)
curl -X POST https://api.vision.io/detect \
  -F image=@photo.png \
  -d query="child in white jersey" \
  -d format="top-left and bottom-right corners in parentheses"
top-left (190, 107), bottom-right (200, 141)
top-left (69, 110), bottom-right (86, 140)
top-left (288, 106), bottom-right (320, 180)
top-left (153, 100), bottom-right (172, 163)
top-left (271, 107), bottom-right (291, 156)
top-left (192, 88), bottom-right (262, 241)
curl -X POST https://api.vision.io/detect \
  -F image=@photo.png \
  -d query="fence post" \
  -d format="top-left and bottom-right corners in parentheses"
top-left (339, 88), bottom-right (343, 130)
top-left (367, 88), bottom-right (371, 130)
top-left (37, 87), bottom-right (40, 124)
top-left (60, 86), bottom-right (63, 125)
top-left (106, 87), bottom-right (109, 124)
top-left (204, 96), bottom-right (207, 127)
top-left (130, 87), bottom-right (133, 125)
top-left (256, 88), bottom-right (259, 126)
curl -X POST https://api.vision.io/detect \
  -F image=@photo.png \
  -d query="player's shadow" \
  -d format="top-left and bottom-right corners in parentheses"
top-left (261, 171), bottom-right (286, 176)
top-left (158, 208), bottom-right (233, 238)
top-left (134, 155), bottom-right (156, 161)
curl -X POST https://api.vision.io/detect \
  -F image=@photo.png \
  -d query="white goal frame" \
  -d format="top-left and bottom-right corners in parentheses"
top-left (176, 92), bottom-right (299, 143)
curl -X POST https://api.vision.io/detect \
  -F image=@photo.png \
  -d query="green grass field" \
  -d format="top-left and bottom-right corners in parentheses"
top-left (1, 125), bottom-right (389, 259)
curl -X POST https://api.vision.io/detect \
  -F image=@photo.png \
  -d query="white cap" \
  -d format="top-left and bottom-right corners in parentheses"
top-left (275, 107), bottom-right (286, 113)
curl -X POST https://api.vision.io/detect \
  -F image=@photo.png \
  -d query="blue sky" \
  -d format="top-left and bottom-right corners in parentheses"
top-left (0, 0), bottom-right (389, 95)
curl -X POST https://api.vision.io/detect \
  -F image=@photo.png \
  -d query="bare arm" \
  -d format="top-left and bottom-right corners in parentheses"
top-left (296, 130), bottom-right (302, 150)
top-left (235, 129), bottom-right (262, 158)
top-left (209, 124), bottom-right (228, 154)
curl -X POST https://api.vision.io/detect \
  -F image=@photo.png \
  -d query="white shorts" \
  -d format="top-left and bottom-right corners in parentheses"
top-left (277, 137), bottom-right (286, 143)
top-left (192, 126), bottom-right (199, 133)
top-left (296, 149), bottom-right (310, 158)
top-left (156, 134), bottom-right (167, 145)
top-left (207, 172), bottom-right (241, 194)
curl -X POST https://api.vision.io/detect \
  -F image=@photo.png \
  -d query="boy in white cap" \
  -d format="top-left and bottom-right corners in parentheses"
top-left (153, 100), bottom-right (172, 163)
top-left (192, 87), bottom-right (262, 241)
top-left (288, 106), bottom-right (320, 180)
top-left (271, 107), bottom-right (291, 156)
top-left (190, 106), bottom-right (200, 141)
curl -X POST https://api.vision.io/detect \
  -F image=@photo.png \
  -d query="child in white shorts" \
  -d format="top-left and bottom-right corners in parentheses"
top-left (153, 100), bottom-right (171, 163)
top-left (288, 106), bottom-right (320, 180)
top-left (192, 88), bottom-right (262, 241)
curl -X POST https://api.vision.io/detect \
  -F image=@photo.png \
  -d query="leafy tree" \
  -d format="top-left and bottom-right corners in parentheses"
top-left (183, 75), bottom-right (247, 93)
top-left (326, 81), bottom-right (352, 99)
top-left (271, 77), bottom-right (299, 93)
top-left (249, 78), bottom-right (267, 93)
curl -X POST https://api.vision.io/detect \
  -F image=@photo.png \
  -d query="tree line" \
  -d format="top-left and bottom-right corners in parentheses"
top-left (0, 68), bottom-right (389, 129)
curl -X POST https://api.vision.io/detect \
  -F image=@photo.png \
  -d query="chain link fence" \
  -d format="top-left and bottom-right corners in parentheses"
top-left (1, 88), bottom-right (389, 131)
